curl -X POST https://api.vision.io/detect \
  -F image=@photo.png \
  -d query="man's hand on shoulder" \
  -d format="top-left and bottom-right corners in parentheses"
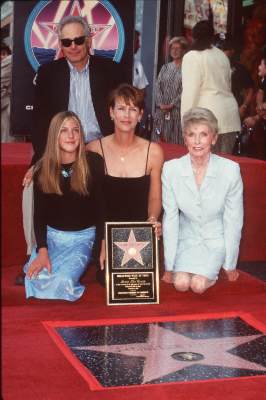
top-left (86, 139), bottom-right (99, 153)
top-left (23, 166), bottom-right (34, 187)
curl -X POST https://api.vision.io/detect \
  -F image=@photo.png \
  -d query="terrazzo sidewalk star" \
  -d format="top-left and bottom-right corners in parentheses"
top-left (43, 314), bottom-right (266, 390)
top-left (73, 324), bottom-right (266, 383)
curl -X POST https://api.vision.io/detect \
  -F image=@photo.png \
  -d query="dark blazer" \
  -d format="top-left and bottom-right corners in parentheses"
top-left (31, 56), bottom-right (128, 164)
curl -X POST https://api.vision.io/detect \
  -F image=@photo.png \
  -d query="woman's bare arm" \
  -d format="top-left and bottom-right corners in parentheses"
top-left (147, 142), bottom-right (164, 221)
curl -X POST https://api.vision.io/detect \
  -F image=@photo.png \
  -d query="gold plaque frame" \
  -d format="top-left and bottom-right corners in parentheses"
top-left (105, 222), bottom-right (159, 305)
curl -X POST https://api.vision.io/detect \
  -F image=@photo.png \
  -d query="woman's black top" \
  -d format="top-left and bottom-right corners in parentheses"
top-left (33, 151), bottom-right (105, 249)
top-left (99, 139), bottom-right (151, 222)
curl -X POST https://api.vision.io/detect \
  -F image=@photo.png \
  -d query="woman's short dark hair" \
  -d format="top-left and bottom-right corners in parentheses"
top-left (191, 20), bottom-right (214, 51)
top-left (108, 83), bottom-right (145, 110)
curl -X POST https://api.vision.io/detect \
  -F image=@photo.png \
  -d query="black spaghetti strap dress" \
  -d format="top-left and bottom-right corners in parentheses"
top-left (99, 139), bottom-right (151, 222)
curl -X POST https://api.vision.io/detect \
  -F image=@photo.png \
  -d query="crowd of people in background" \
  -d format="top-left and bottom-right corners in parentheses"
top-left (152, 36), bottom-right (188, 144)
top-left (153, 21), bottom-right (265, 161)
top-left (2, 14), bottom-right (265, 299)
top-left (181, 21), bottom-right (241, 154)
top-left (2, 17), bottom-right (266, 159)
top-left (1, 41), bottom-right (12, 143)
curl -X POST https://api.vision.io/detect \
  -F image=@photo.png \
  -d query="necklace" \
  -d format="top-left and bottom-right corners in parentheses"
top-left (113, 136), bottom-right (137, 163)
top-left (192, 167), bottom-right (202, 175)
top-left (118, 144), bottom-right (137, 162)
top-left (191, 157), bottom-right (209, 176)
top-left (61, 167), bottom-right (73, 178)
top-left (192, 168), bottom-right (200, 175)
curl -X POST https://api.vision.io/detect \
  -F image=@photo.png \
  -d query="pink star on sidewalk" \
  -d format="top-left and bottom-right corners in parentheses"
top-left (74, 324), bottom-right (266, 384)
top-left (114, 229), bottom-right (149, 266)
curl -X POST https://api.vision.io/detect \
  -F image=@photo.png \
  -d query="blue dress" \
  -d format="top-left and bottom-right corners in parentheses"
top-left (24, 226), bottom-right (95, 301)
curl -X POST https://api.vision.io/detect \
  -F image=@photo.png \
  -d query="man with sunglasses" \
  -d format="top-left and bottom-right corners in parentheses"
top-left (29, 15), bottom-right (128, 166)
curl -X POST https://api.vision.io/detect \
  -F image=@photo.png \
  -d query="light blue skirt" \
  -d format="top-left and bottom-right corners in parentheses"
top-left (24, 226), bottom-right (96, 301)
top-left (174, 237), bottom-right (225, 280)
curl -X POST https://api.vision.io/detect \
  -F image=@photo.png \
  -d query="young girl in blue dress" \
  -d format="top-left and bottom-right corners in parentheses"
top-left (24, 111), bottom-right (105, 301)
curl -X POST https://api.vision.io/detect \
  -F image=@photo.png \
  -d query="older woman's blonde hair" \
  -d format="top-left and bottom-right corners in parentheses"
top-left (36, 111), bottom-right (90, 195)
top-left (182, 107), bottom-right (218, 136)
top-left (169, 36), bottom-right (189, 51)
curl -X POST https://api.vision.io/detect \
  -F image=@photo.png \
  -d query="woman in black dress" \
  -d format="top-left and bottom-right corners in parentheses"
top-left (87, 83), bottom-right (164, 269)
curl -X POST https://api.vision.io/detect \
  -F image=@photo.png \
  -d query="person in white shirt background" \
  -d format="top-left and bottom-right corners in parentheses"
top-left (133, 30), bottom-right (149, 94)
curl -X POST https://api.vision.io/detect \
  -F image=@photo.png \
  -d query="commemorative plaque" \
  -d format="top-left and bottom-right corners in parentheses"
top-left (105, 222), bottom-right (159, 305)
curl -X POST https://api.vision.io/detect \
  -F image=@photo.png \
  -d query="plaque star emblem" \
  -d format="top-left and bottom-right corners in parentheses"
top-left (73, 324), bottom-right (266, 383)
top-left (114, 229), bottom-right (149, 266)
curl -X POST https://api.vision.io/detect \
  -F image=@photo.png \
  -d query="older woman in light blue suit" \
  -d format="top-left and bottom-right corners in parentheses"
top-left (162, 107), bottom-right (243, 293)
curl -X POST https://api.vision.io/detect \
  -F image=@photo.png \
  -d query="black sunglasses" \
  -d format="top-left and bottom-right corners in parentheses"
top-left (60, 35), bottom-right (86, 47)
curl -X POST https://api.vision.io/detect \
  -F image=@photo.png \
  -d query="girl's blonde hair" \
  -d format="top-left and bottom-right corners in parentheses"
top-left (36, 111), bottom-right (90, 195)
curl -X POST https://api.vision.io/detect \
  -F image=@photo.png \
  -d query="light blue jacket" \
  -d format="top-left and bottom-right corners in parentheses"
top-left (162, 153), bottom-right (243, 272)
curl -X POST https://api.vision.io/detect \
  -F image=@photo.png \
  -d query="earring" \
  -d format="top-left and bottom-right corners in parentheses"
top-left (110, 116), bottom-right (114, 121)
